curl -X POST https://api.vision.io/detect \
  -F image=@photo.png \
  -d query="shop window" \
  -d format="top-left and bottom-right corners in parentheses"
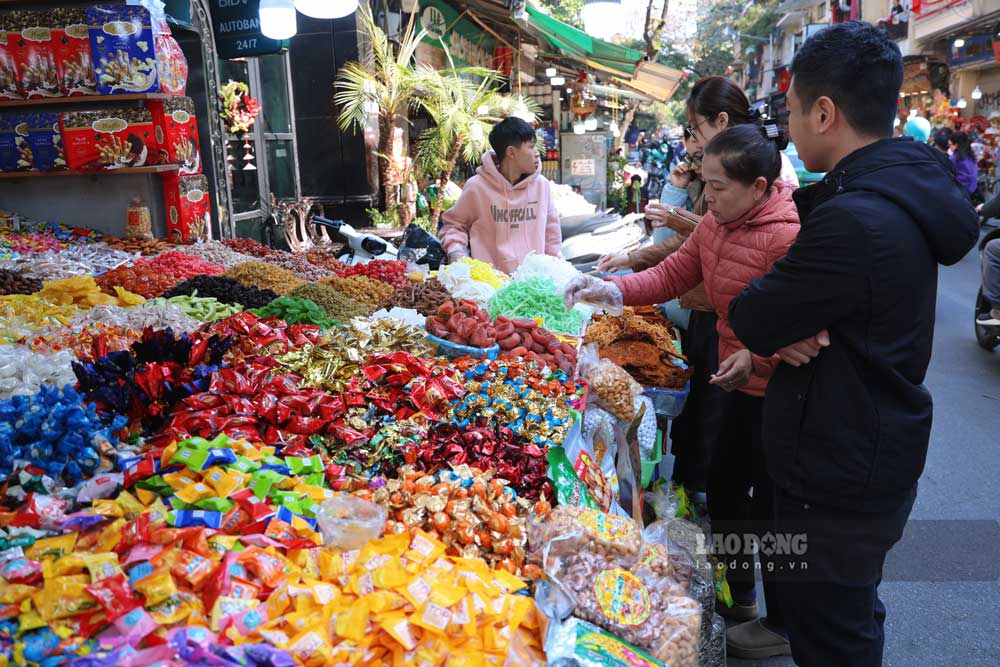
top-left (218, 53), bottom-right (300, 222)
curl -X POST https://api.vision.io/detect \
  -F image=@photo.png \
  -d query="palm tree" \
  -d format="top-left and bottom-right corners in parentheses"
top-left (413, 63), bottom-right (541, 226)
top-left (334, 6), bottom-right (424, 213)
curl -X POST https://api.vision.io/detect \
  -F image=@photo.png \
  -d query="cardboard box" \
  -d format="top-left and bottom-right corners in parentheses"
top-left (0, 114), bottom-right (33, 171)
top-left (26, 112), bottom-right (65, 171)
top-left (149, 96), bottom-right (201, 174)
top-left (0, 21), bottom-right (22, 100)
top-left (6, 10), bottom-right (61, 99)
top-left (51, 8), bottom-right (98, 97)
top-left (162, 172), bottom-right (211, 243)
top-left (87, 4), bottom-right (158, 95)
top-left (60, 107), bottom-right (159, 171)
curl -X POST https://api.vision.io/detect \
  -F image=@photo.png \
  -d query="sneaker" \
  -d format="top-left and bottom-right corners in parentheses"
top-left (716, 598), bottom-right (759, 622)
top-left (726, 619), bottom-right (793, 659)
top-left (977, 308), bottom-right (1000, 326)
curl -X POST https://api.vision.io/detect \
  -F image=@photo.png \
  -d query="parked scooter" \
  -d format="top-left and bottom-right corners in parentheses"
top-left (975, 226), bottom-right (1000, 350)
top-left (559, 210), bottom-right (648, 273)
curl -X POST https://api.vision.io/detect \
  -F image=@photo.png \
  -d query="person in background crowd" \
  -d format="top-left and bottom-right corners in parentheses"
top-left (932, 131), bottom-right (950, 154)
top-left (949, 131), bottom-right (979, 199)
top-left (976, 192), bottom-right (1000, 325)
top-left (902, 115), bottom-right (930, 143)
top-left (728, 22), bottom-right (979, 667)
top-left (565, 124), bottom-right (801, 660)
top-left (438, 118), bottom-right (561, 274)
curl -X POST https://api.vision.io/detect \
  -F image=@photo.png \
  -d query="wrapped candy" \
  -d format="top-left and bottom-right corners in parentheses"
top-left (0, 295), bottom-right (79, 344)
top-left (0, 385), bottom-right (126, 487)
top-left (194, 312), bottom-right (322, 362)
top-left (66, 302), bottom-right (203, 334)
top-left (0, 344), bottom-right (76, 399)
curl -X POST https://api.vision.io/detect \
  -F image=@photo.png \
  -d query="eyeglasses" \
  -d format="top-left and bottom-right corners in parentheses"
top-left (686, 116), bottom-right (710, 140)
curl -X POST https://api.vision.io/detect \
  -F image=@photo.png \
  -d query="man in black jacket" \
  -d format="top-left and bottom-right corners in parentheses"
top-left (728, 22), bottom-right (980, 667)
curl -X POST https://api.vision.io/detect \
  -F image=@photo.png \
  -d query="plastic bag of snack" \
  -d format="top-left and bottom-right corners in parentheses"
top-left (528, 505), bottom-right (642, 560)
top-left (544, 616), bottom-right (668, 667)
top-left (578, 344), bottom-right (643, 421)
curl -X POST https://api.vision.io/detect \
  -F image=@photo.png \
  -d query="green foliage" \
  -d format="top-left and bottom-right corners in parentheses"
top-left (691, 0), bottom-right (779, 78)
top-left (366, 207), bottom-right (402, 228)
top-left (607, 153), bottom-right (629, 214)
top-left (540, 0), bottom-right (584, 29)
top-left (412, 215), bottom-right (435, 234)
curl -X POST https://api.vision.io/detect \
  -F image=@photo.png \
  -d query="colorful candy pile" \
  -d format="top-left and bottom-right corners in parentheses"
top-left (0, 212), bottom-right (701, 667)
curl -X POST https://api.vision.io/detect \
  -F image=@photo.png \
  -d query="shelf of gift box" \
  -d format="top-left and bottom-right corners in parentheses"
top-left (0, 93), bottom-right (177, 108)
top-left (0, 165), bottom-right (179, 179)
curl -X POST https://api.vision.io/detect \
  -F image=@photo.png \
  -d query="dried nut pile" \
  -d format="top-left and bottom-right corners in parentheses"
top-left (320, 274), bottom-right (394, 311)
top-left (289, 283), bottom-right (368, 321)
top-left (100, 237), bottom-right (174, 256)
top-left (223, 261), bottom-right (305, 295)
top-left (386, 277), bottom-right (453, 316)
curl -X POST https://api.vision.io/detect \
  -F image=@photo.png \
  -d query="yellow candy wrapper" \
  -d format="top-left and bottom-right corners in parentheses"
top-left (32, 576), bottom-right (97, 620)
top-left (133, 568), bottom-right (177, 607)
top-left (25, 533), bottom-right (77, 560)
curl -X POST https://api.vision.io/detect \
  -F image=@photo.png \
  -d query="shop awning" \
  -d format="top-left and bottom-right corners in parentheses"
top-left (613, 60), bottom-right (686, 103)
top-left (522, 3), bottom-right (643, 77)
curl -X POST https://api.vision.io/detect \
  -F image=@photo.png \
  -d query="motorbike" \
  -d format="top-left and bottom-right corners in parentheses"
top-left (975, 226), bottom-right (1000, 350)
top-left (559, 210), bottom-right (649, 273)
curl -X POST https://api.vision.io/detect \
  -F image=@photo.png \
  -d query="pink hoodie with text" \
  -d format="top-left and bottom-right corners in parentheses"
top-left (439, 151), bottom-right (562, 275)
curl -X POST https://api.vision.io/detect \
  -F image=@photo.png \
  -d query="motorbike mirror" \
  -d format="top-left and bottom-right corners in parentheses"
top-left (312, 216), bottom-right (345, 231)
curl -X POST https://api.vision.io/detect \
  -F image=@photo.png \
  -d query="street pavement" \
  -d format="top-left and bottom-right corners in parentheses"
top-left (722, 226), bottom-right (1000, 666)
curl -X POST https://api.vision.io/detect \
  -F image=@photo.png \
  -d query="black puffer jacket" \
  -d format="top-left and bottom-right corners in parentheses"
top-left (729, 138), bottom-right (979, 512)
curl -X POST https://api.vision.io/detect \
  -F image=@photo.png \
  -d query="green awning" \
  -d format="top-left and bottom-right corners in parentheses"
top-left (523, 4), bottom-right (643, 77)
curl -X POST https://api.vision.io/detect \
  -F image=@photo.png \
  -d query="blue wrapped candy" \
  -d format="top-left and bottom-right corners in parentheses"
top-left (0, 385), bottom-right (126, 487)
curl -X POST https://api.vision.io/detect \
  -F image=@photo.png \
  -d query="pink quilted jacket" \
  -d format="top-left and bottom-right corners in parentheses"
top-left (609, 181), bottom-right (800, 397)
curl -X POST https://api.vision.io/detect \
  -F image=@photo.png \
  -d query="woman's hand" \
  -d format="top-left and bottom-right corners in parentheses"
top-left (669, 162), bottom-right (693, 188)
top-left (644, 203), bottom-right (701, 233)
top-left (564, 274), bottom-right (624, 314)
top-left (597, 253), bottom-right (631, 273)
top-left (709, 349), bottom-right (754, 392)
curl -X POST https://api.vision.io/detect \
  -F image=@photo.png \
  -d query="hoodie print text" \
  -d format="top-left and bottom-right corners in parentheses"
top-left (490, 202), bottom-right (538, 228)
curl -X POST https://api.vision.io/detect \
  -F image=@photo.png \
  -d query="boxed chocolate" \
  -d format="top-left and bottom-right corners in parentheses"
top-left (60, 107), bottom-right (160, 171)
top-left (149, 96), bottom-right (201, 174)
top-left (51, 8), bottom-right (98, 96)
top-left (6, 10), bottom-right (61, 99)
top-left (87, 5), bottom-right (158, 95)
top-left (162, 172), bottom-right (211, 243)
top-left (0, 114), bottom-right (33, 171)
top-left (26, 112), bottom-right (65, 171)
top-left (0, 18), bottom-right (22, 100)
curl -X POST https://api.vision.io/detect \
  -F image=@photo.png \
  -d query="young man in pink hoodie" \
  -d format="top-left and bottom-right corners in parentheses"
top-left (439, 118), bottom-right (562, 274)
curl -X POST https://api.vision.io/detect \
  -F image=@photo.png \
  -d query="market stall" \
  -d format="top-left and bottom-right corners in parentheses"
top-left (0, 217), bottom-right (728, 667)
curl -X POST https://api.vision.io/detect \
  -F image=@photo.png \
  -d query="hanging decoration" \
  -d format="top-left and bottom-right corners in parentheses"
top-left (220, 80), bottom-right (262, 135)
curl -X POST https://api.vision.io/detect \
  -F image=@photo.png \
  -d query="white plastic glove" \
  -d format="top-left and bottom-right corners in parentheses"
top-left (563, 274), bottom-right (624, 314)
top-left (447, 249), bottom-right (469, 264)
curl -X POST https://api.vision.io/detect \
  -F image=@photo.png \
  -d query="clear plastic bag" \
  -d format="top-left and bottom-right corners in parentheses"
top-left (544, 617), bottom-right (668, 667)
top-left (313, 496), bottom-right (387, 550)
top-left (578, 344), bottom-right (643, 421)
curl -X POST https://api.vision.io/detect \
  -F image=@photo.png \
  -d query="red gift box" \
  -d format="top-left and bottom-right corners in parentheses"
top-left (162, 172), bottom-right (211, 244)
top-left (51, 8), bottom-right (98, 96)
top-left (60, 107), bottom-right (160, 171)
top-left (149, 96), bottom-right (201, 174)
top-left (5, 10), bottom-right (60, 99)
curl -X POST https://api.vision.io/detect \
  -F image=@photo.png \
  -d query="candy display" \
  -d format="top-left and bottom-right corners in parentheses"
top-left (335, 258), bottom-right (410, 287)
top-left (0, 344), bottom-right (75, 399)
top-left (251, 296), bottom-right (337, 329)
top-left (0, 267), bottom-right (42, 295)
top-left (0, 219), bottom-right (709, 667)
top-left (488, 277), bottom-right (587, 335)
top-left (424, 299), bottom-right (496, 348)
top-left (163, 275), bottom-right (279, 310)
top-left (174, 241), bottom-right (257, 269)
top-left (60, 108), bottom-right (160, 171)
top-left (320, 274), bottom-right (394, 311)
top-left (288, 282), bottom-right (369, 321)
top-left (97, 251), bottom-right (224, 299)
top-left (224, 261), bottom-right (305, 295)
top-left (148, 294), bottom-right (243, 322)
top-left (386, 277), bottom-right (453, 316)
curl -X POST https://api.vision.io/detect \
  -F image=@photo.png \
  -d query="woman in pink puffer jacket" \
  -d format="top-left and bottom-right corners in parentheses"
top-left (566, 123), bottom-right (800, 655)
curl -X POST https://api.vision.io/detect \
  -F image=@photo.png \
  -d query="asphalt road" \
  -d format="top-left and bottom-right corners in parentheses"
top-left (724, 227), bottom-right (1000, 667)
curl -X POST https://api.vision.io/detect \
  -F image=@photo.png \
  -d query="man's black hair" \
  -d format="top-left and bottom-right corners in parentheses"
top-left (790, 21), bottom-right (902, 138)
top-left (489, 117), bottom-right (536, 160)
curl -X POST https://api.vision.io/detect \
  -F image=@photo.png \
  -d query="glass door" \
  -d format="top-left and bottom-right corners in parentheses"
top-left (218, 53), bottom-right (300, 224)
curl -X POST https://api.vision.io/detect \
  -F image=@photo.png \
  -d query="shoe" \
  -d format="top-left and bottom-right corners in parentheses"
top-left (726, 619), bottom-right (792, 660)
top-left (716, 598), bottom-right (759, 622)
top-left (977, 308), bottom-right (1000, 326)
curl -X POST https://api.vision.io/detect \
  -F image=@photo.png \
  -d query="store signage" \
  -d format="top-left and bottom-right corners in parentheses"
top-left (209, 0), bottom-right (288, 59)
top-left (416, 0), bottom-right (494, 69)
top-left (948, 34), bottom-right (994, 69)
